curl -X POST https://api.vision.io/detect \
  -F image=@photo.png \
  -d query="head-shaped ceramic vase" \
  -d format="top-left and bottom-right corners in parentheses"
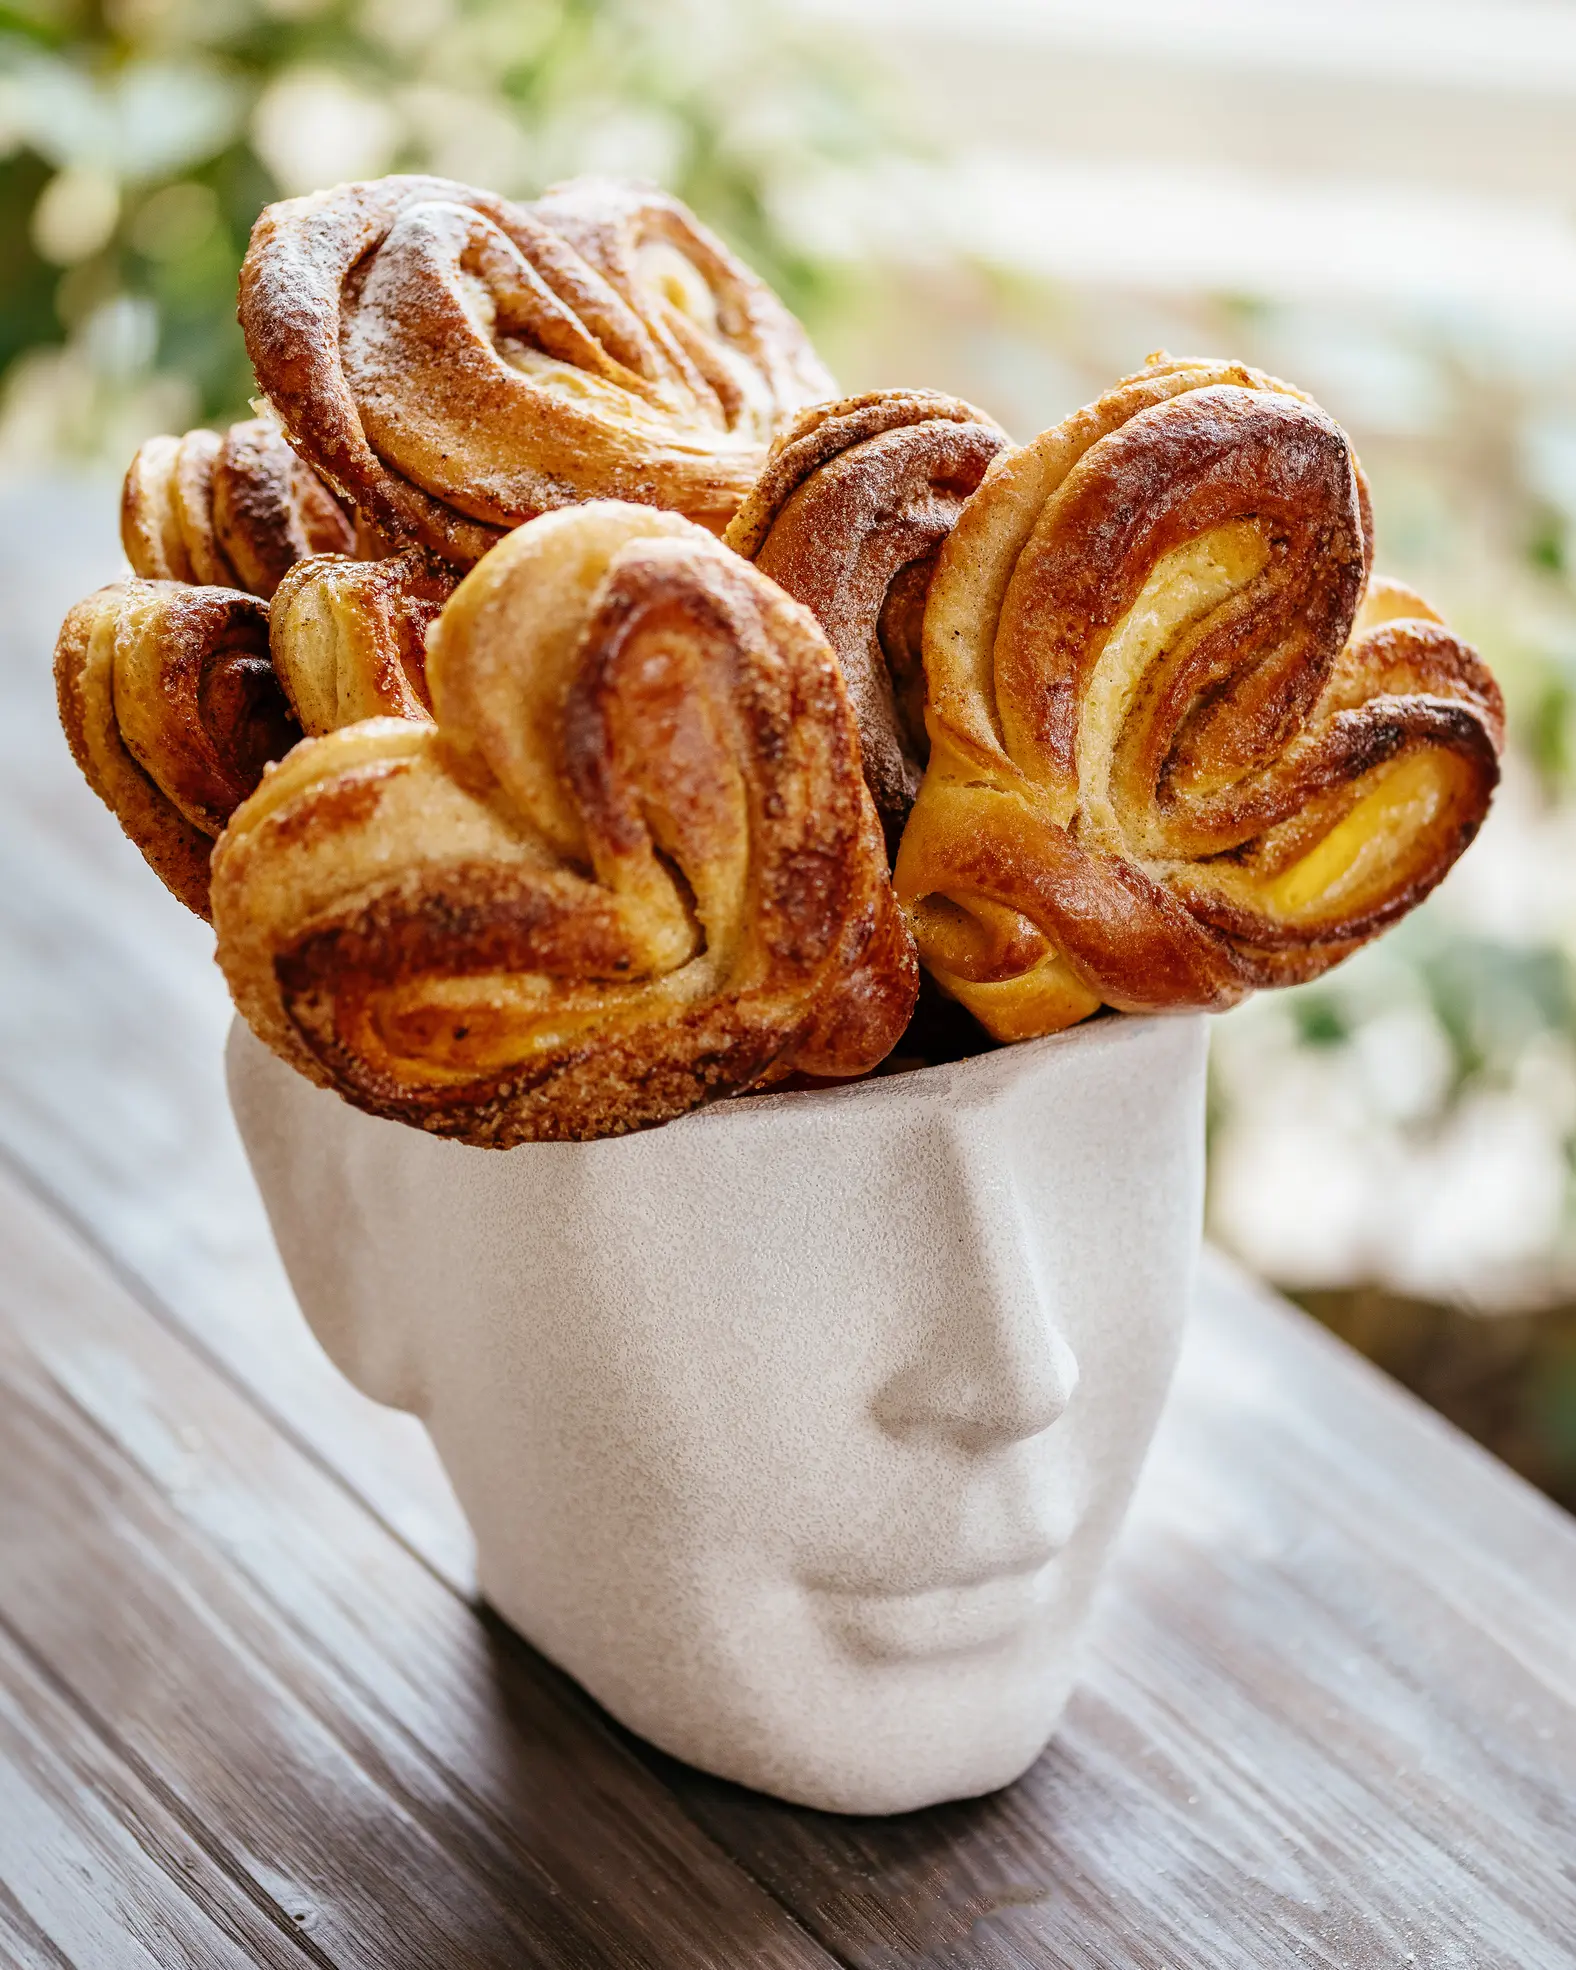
top-left (228, 1009), bottom-right (1206, 1814)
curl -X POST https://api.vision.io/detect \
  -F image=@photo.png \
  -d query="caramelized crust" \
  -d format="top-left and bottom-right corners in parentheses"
top-left (211, 503), bottom-right (917, 1145)
top-left (724, 391), bottom-right (1009, 846)
top-left (894, 356), bottom-right (1503, 1038)
top-left (54, 580), bottom-right (300, 920)
top-left (121, 430), bottom-right (227, 586)
top-left (270, 548), bottom-right (454, 732)
top-left (122, 418), bottom-right (353, 599)
top-left (239, 174), bottom-right (834, 567)
top-left (211, 416), bottom-right (356, 594)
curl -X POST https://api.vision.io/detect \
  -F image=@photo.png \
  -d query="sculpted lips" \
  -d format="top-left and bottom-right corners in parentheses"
top-left (804, 1542), bottom-right (1066, 1662)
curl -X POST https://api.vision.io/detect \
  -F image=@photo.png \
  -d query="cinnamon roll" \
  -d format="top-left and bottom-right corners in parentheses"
top-left (269, 548), bottom-right (454, 732)
top-left (894, 357), bottom-right (1504, 1039)
top-left (55, 580), bottom-right (300, 919)
top-left (239, 175), bottom-right (833, 568)
top-left (724, 391), bottom-right (1009, 845)
top-left (211, 502), bottom-right (918, 1144)
top-left (122, 418), bottom-right (353, 599)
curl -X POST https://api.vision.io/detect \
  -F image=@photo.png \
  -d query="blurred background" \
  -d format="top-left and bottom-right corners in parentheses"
top-left (4, 0), bottom-right (1575, 1507)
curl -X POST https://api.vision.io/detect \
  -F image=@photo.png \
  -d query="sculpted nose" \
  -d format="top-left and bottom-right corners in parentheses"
top-left (870, 1122), bottom-right (1080, 1453)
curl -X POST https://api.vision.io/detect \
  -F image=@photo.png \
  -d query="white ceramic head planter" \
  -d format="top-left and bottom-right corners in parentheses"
top-left (229, 1010), bottom-right (1206, 1815)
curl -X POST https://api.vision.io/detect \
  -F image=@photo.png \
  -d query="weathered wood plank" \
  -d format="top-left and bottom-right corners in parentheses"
top-left (0, 1164), bottom-right (838, 1970)
top-left (0, 1618), bottom-right (319, 1970)
top-left (647, 1256), bottom-right (1576, 1969)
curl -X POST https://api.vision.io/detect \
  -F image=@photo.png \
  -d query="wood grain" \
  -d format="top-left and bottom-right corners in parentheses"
top-left (0, 1161), bottom-right (837, 1969)
top-left (0, 1617), bottom-right (319, 1970)
top-left (3, 480), bottom-right (1575, 1967)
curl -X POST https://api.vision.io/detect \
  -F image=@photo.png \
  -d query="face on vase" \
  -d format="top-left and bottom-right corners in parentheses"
top-left (231, 1014), bottom-right (1204, 1813)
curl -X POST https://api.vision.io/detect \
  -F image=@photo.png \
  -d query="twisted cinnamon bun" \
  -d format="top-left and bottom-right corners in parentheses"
top-left (894, 357), bottom-right (1503, 1039)
top-left (55, 580), bottom-right (300, 918)
top-left (211, 502), bottom-right (917, 1144)
top-left (269, 548), bottom-right (454, 732)
top-left (239, 175), bottom-right (833, 568)
top-left (122, 418), bottom-right (353, 599)
top-left (724, 391), bottom-right (1009, 845)
top-left (57, 549), bottom-right (445, 917)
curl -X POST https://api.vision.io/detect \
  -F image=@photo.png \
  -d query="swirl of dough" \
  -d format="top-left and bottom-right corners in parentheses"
top-left (121, 418), bottom-right (353, 599)
top-left (210, 502), bottom-right (918, 1145)
top-left (723, 391), bottom-right (1010, 846)
top-left (54, 580), bottom-right (301, 918)
top-left (239, 175), bottom-right (833, 568)
top-left (894, 357), bottom-right (1504, 1039)
top-left (270, 548), bottom-right (455, 732)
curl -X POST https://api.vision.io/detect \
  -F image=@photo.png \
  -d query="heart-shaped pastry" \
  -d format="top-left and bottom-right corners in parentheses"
top-left (895, 356), bottom-right (1504, 1038)
top-left (239, 176), bottom-right (833, 567)
top-left (212, 503), bottom-right (918, 1143)
top-left (55, 579), bottom-right (300, 918)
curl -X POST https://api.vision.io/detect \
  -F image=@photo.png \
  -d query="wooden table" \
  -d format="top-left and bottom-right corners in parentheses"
top-left (2, 483), bottom-right (1573, 1970)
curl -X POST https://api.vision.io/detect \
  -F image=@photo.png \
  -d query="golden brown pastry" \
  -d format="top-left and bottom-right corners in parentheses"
top-left (238, 175), bottom-right (834, 569)
top-left (724, 390), bottom-right (1010, 846)
top-left (269, 548), bottom-right (454, 732)
top-left (211, 502), bottom-right (918, 1144)
top-left (121, 417), bottom-right (353, 599)
top-left (894, 356), bottom-right (1504, 1039)
top-left (55, 580), bottom-right (300, 919)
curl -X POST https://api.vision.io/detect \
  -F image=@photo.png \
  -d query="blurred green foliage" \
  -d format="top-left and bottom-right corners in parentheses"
top-left (0, 0), bottom-right (883, 455)
top-left (1287, 921), bottom-right (1576, 1101)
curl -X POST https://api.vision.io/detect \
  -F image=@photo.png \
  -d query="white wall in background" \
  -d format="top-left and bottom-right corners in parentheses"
top-left (803, 0), bottom-right (1576, 319)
